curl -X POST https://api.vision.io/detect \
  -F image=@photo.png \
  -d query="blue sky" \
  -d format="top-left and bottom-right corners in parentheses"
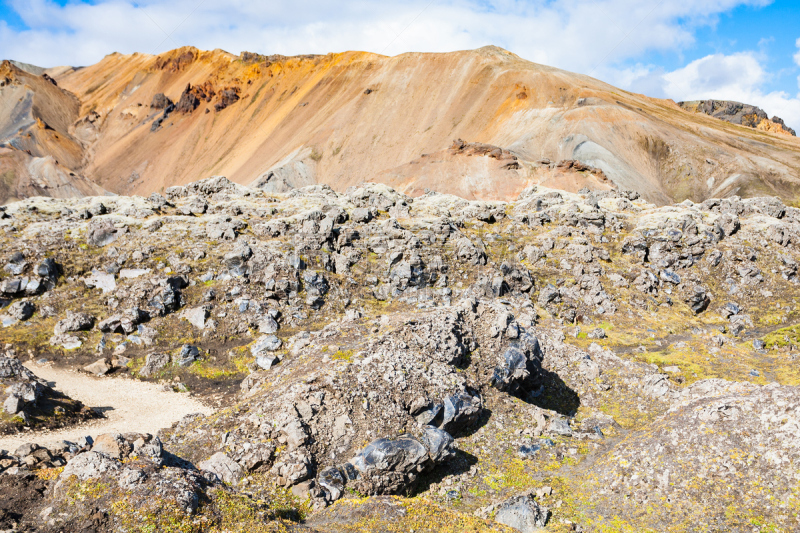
top-left (2, 0), bottom-right (800, 127)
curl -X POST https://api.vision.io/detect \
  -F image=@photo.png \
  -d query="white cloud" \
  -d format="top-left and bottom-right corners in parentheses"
top-left (662, 52), bottom-right (766, 97)
top-left (0, 0), bottom-right (773, 73)
top-left (2, 0), bottom-right (797, 128)
top-left (794, 37), bottom-right (800, 67)
top-left (616, 52), bottom-right (800, 130)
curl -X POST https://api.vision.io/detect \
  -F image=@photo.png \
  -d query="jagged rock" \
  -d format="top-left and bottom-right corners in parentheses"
top-left (420, 425), bottom-right (455, 463)
top-left (351, 207), bottom-right (373, 223)
top-left (183, 306), bottom-right (209, 329)
top-left (271, 448), bottom-right (312, 487)
top-left (255, 354), bottom-right (277, 370)
top-left (54, 311), bottom-right (95, 335)
top-left (84, 358), bottom-right (112, 376)
top-left (214, 88), bottom-right (240, 112)
top-left (257, 316), bottom-right (279, 334)
top-left (685, 285), bottom-right (710, 314)
top-left (491, 346), bottom-right (535, 393)
top-left (251, 335), bottom-right (282, 355)
top-left (36, 258), bottom-right (59, 279)
top-left (3, 394), bottom-right (24, 415)
top-left (97, 308), bottom-right (147, 334)
top-left (537, 284), bottom-right (560, 307)
top-left (440, 391), bottom-right (482, 434)
top-left (84, 269), bottom-right (117, 293)
top-left (318, 466), bottom-right (346, 501)
top-left (642, 373), bottom-right (671, 398)
top-left (547, 418), bottom-right (572, 436)
top-left (175, 345), bottom-right (200, 367)
top-left (350, 434), bottom-right (434, 495)
top-left (7, 300), bottom-right (35, 321)
top-left (501, 262), bottom-right (534, 294)
top-left (223, 243), bottom-right (251, 276)
top-left (151, 93), bottom-right (173, 109)
top-left (199, 452), bottom-right (244, 485)
top-left (303, 271), bottom-right (329, 309)
top-left (92, 433), bottom-right (132, 459)
top-left (139, 352), bottom-right (170, 377)
top-left (55, 451), bottom-right (121, 493)
top-left (494, 493), bottom-right (549, 532)
top-left (180, 196), bottom-right (209, 216)
top-left (716, 213), bottom-right (740, 236)
top-left (659, 269), bottom-right (680, 285)
top-left (86, 218), bottom-right (124, 247)
top-left (454, 237), bottom-right (486, 265)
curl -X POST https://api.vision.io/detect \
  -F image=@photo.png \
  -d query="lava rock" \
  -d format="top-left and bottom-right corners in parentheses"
top-left (175, 345), bottom-right (200, 367)
top-left (494, 493), bottom-right (549, 532)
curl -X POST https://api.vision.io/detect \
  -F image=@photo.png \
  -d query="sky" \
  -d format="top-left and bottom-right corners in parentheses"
top-left (2, 0), bottom-right (800, 128)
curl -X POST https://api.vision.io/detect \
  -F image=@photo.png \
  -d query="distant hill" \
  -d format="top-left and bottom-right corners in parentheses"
top-left (679, 99), bottom-right (796, 136)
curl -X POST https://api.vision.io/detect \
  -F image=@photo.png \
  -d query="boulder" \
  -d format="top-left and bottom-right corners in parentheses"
top-left (54, 311), bottom-right (95, 335)
top-left (3, 394), bottom-right (23, 415)
top-left (251, 335), bottom-right (282, 355)
top-left (183, 307), bottom-right (209, 329)
top-left (91, 433), bottom-right (131, 459)
top-left (55, 451), bottom-right (121, 494)
top-left (198, 452), bottom-right (244, 485)
top-left (491, 346), bottom-right (535, 394)
top-left (84, 358), bottom-right (112, 376)
top-left (271, 449), bottom-right (312, 487)
top-left (440, 391), bottom-right (482, 434)
top-left (86, 218), bottom-right (123, 247)
top-left (175, 345), bottom-right (200, 367)
top-left (352, 436), bottom-right (429, 475)
top-left (84, 270), bottom-right (117, 293)
top-left (494, 493), bottom-right (549, 532)
top-left (139, 352), bottom-right (170, 377)
top-left (7, 300), bottom-right (35, 321)
top-left (420, 425), bottom-right (455, 463)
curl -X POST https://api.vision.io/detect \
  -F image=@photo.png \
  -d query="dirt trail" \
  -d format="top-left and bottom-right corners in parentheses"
top-left (0, 362), bottom-right (214, 452)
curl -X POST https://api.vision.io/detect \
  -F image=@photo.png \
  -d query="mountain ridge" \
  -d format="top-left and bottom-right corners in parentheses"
top-left (1, 45), bottom-right (800, 205)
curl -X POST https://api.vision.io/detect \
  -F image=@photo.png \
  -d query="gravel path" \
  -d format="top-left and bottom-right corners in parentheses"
top-left (0, 362), bottom-right (214, 451)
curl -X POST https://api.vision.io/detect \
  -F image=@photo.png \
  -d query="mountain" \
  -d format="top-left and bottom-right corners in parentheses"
top-left (0, 61), bottom-right (108, 203)
top-left (679, 99), bottom-right (796, 136)
top-left (2, 46), bottom-right (800, 205)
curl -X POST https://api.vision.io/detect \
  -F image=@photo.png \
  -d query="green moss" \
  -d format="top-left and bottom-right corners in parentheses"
top-left (762, 323), bottom-right (800, 348)
top-left (331, 349), bottom-right (354, 361)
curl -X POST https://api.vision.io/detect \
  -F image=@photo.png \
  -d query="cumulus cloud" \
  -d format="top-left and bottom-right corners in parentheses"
top-left (662, 52), bottom-right (766, 97)
top-left (795, 37), bottom-right (800, 67)
top-left (616, 51), bottom-right (800, 130)
top-left (0, 0), bottom-right (773, 71)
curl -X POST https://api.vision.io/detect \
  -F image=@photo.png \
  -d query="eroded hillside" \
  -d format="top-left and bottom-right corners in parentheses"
top-left (4, 46), bottom-right (800, 206)
top-left (0, 61), bottom-right (108, 203)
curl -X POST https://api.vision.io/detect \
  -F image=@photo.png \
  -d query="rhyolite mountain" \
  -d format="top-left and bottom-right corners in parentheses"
top-left (2, 46), bottom-right (800, 206)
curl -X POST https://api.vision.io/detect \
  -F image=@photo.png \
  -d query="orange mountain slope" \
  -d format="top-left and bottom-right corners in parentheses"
top-left (3, 46), bottom-right (800, 204)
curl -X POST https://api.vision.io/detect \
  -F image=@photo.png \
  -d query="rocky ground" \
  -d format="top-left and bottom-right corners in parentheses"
top-left (0, 176), bottom-right (797, 532)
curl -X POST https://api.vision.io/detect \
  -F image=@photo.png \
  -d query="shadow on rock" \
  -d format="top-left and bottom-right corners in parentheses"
top-left (527, 367), bottom-right (581, 417)
top-left (413, 448), bottom-right (479, 495)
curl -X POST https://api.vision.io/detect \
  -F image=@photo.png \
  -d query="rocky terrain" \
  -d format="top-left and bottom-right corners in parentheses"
top-left (0, 175), bottom-right (796, 531)
top-left (4, 47), bottom-right (800, 206)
